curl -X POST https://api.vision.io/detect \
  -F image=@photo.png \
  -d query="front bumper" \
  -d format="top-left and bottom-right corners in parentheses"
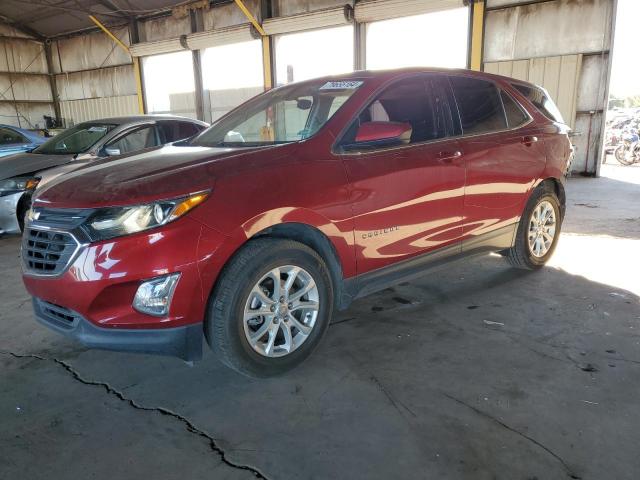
top-left (22, 216), bottom-right (228, 360)
top-left (33, 297), bottom-right (202, 361)
top-left (0, 191), bottom-right (22, 234)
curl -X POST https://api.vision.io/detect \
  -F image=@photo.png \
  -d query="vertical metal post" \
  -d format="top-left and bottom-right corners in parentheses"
top-left (262, 36), bottom-right (273, 89)
top-left (43, 40), bottom-right (62, 124)
top-left (190, 9), bottom-right (205, 121)
top-left (354, 21), bottom-right (366, 70)
top-left (129, 19), bottom-right (145, 114)
top-left (595, 0), bottom-right (618, 177)
top-left (469, 0), bottom-right (485, 71)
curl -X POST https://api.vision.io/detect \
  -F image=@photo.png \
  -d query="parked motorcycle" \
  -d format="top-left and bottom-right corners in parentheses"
top-left (614, 129), bottom-right (640, 165)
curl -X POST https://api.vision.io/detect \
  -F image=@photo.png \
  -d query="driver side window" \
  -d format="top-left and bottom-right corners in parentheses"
top-left (104, 126), bottom-right (160, 156)
top-left (341, 77), bottom-right (447, 148)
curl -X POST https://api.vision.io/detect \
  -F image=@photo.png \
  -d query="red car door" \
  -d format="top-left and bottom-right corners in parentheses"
top-left (339, 75), bottom-right (465, 274)
top-left (447, 76), bottom-right (546, 248)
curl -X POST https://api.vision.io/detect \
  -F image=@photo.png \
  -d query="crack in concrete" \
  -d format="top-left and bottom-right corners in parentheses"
top-left (442, 392), bottom-right (581, 480)
top-left (369, 374), bottom-right (417, 418)
top-left (1, 350), bottom-right (268, 480)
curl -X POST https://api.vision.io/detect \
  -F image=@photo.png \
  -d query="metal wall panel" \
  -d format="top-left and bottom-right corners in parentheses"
top-left (0, 74), bottom-right (52, 101)
top-left (52, 26), bottom-right (137, 126)
top-left (0, 38), bottom-right (47, 73)
top-left (274, 0), bottom-right (346, 17)
top-left (140, 15), bottom-right (191, 43)
top-left (576, 54), bottom-right (608, 112)
top-left (484, 0), bottom-right (613, 62)
top-left (52, 28), bottom-right (131, 73)
top-left (484, 54), bottom-right (582, 129)
top-left (0, 102), bottom-right (54, 129)
top-left (56, 65), bottom-right (136, 101)
top-left (0, 36), bottom-right (53, 129)
top-left (203, 0), bottom-right (261, 30)
top-left (59, 95), bottom-right (138, 125)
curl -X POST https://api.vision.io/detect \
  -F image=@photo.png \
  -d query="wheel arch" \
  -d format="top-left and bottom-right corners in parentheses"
top-left (253, 222), bottom-right (350, 309)
top-left (198, 207), bottom-right (356, 321)
top-left (539, 177), bottom-right (566, 219)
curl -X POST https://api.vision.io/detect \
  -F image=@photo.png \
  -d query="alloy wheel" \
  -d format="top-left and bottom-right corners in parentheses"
top-left (243, 265), bottom-right (319, 358)
top-left (527, 200), bottom-right (556, 258)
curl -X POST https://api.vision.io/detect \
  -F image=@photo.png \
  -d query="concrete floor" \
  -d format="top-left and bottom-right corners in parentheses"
top-left (1, 163), bottom-right (639, 480)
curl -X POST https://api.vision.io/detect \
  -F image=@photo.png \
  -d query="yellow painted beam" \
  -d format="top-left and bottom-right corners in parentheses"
top-left (89, 15), bottom-right (145, 113)
top-left (470, 1), bottom-right (485, 71)
top-left (234, 0), bottom-right (266, 36)
top-left (89, 15), bottom-right (130, 54)
top-left (132, 57), bottom-right (145, 113)
top-left (262, 36), bottom-right (272, 89)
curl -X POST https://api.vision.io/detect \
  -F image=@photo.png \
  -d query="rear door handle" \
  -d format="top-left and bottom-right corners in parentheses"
top-left (437, 150), bottom-right (462, 163)
top-left (521, 136), bottom-right (539, 146)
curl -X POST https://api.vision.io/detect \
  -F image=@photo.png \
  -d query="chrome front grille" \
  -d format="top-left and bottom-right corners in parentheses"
top-left (22, 228), bottom-right (80, 275)
top-left (29, 207), bottom-right (91, 229)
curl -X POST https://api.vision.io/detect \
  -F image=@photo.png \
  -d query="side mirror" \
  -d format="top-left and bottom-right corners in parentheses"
top-left (103, 147), bottom-right (121, 156)
top-left (343, 121), bottom-right (412, 151)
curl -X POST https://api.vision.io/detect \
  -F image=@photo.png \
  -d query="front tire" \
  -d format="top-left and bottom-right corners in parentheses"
top-left (505, 184), bottom-right (561, 270)
top-left (205, 238), bottom-right (333, 377)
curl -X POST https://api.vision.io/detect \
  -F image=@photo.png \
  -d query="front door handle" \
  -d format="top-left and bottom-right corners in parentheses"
top-left (521, 136), bottom-right (539, 146)
top-left (437, 150), bottom-right (462, 163)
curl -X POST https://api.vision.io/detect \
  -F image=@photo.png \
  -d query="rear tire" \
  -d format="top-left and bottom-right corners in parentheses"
top-left (505, 184), bottom-right (561, 270)
top-left (615, 144), bottom-right (635, 166)
top-left (205, 238), bottom-right (333, 377)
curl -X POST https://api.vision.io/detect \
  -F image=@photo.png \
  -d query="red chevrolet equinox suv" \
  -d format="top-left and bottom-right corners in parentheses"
top-left (22, 69), bottom-right (571, 376)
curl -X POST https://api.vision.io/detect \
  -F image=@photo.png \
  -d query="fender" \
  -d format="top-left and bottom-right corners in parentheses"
top-left (194, 206), bottom-right (356, 319)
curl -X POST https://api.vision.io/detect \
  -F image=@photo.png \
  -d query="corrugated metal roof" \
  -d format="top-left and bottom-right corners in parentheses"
top-left (0, 0), bottom-right (198, 39)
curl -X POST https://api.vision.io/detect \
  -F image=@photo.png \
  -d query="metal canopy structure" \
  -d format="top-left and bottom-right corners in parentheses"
top-left (0, 0), bottom-right (192, 38)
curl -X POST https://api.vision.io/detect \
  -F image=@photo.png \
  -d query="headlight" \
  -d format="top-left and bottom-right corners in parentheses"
top-left (25, 178), bottom-right (40, 190)
top-left (84, 191), bottom-right (209, 241)
top-left (0, 177), bottom-right (30, 197)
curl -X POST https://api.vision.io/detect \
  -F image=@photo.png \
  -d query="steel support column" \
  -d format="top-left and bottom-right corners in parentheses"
top-left (469, 0), bottom-right (485, 71)
top-left (43, 40), bottom-right (62, 124)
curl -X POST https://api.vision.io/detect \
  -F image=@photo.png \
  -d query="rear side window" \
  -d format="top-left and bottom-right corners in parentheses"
top-left (512, 84), bottom-right (565, 124)
top-left (105, 126), bottom-right (160, 155)
top-left (450, 77), bottom-right (507, 135)
top-left (500, 91), bottom-right (529, 128)
top-left (0, 127), bottom-right (26, 145)
top-left (178, 121), bottom-right (202, 139)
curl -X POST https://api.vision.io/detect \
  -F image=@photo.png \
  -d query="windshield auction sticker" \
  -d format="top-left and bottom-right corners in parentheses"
top-left (319, 81), bottom-right (363, 90)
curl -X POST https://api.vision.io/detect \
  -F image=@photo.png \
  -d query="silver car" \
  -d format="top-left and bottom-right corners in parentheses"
top-left (0, 115), bottom-right (207, 235)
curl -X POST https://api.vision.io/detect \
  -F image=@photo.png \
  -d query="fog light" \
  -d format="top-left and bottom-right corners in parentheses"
top-left (133, 273), bottom-right (181, 317)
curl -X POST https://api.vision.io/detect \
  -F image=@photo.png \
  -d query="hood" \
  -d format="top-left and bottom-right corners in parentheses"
top-left (34, 144), bottom-right (275, 209)
top-left (0, 151), bottom-right (75, 181)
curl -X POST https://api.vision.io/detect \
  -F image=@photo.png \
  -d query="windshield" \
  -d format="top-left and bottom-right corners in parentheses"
top-left (192, 79), bottom-right (364, 147)
top-left (34, 123), bottom-right (117, 155)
